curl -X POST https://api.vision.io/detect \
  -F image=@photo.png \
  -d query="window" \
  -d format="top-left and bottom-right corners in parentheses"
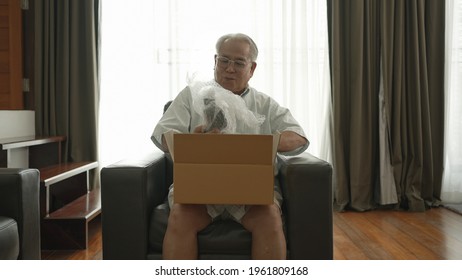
top-left (443, 0), bottom-right (462, 203)
top-left (99, 0), bottom-right (331, 167)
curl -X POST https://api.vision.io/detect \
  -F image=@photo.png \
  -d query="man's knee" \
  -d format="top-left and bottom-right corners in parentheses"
top-left (168, 204), bottom-right (211, 232)
top-left (241, 204), bottom-right (283, 232)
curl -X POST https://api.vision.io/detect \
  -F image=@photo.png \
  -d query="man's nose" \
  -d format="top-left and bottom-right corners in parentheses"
top-left (225, 62), bottom-right (236, 72)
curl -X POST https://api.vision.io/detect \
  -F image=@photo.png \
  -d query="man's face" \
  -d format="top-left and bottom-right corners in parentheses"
top-left (214, 39), bottom-right (257, 95)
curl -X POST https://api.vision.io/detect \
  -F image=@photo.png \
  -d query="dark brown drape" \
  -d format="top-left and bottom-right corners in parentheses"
top-left (381, 0), bottom-right (445, 211)
top-left (34, 0), bottom-right (100, 164)
top-left (328, 0), bottom-right (445, 212)
top-left (329, 0), bottom-right (381, 211)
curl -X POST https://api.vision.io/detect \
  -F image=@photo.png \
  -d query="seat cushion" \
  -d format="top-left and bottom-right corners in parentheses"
top-left (0, 216), bottom-right (20, 260)
top-left (149, 202), bottom-right (252, 257)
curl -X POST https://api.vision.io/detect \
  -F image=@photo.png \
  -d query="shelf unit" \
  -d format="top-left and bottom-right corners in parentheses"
top-left (0, 136), bottom-right (100, 249)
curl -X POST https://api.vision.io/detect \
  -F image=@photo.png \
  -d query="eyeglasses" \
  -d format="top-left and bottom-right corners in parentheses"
top-left (216, 56), bottom-right (250, 70)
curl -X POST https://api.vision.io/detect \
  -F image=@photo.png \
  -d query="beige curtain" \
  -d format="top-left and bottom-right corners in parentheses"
top-left (329, 0), bottom-right (445, 211)
top-left (34, 0), bottom-right (100, 164)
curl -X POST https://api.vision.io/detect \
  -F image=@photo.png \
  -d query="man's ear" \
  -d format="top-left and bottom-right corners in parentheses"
top-left (250, 61), bottom-right (257, 76)
top-left (213, 54), bottom-right (218, 70)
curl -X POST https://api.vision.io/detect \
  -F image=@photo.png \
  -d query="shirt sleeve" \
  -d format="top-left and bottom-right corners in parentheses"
top-left (267, 98), bottom-right (310, 156)
top-left (151, 87), bottom-right (193, 151)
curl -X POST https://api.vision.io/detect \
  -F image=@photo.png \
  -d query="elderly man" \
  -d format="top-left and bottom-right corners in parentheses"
top-left (151, 33), bottom-right (308, 259)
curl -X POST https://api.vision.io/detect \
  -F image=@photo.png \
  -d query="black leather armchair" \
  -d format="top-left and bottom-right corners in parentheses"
top-left (101, 150), bottom-right (333, 260)
top-left (0, 168), bottom-right (41, 260)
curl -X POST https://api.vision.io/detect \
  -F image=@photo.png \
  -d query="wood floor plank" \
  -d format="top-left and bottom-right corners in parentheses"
top-left (335, 211), bottom-right (401, 259)
top-left (361, 212), bottom-right (420, 259)
top-left (334, 212), bottom-right (375, 259)
top-left (389, 211), bottom-right (462, 259)
top-left (334, 208), bottom-right (462, 260)
top-left (364, 210), bottom-right (440, 259)
top-left (418, 208), bottom-right (462, 242)
top-left (333, 222), bottom-right (368, 260)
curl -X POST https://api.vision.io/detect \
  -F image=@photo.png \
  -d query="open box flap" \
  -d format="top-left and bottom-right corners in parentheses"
top-left (165, 131), bottom-right (281, 163)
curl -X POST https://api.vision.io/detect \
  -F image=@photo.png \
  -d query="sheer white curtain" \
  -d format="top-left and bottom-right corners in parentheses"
top-left (99, 0), bottom-right (331, 168)
top-left (443, 0), bottom-right (462, 203)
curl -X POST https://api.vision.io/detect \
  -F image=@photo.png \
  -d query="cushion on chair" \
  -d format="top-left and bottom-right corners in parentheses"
top-left (0, 216), bottom-right (20, 260)
top-left (149, 202), bottom-right (252, 258)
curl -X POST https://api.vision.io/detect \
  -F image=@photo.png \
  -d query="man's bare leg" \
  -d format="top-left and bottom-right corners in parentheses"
top-left (241, 204), bottom-right (286, 259)
top-left (162, 204), bottom-right (211, 259)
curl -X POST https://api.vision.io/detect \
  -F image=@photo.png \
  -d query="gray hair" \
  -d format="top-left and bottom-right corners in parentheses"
top-left (215, 33), bottom-right (259, 62)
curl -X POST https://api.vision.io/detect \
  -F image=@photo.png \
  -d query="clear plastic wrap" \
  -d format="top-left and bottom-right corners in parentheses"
top-left (188, 76), bottom-right (265, 134)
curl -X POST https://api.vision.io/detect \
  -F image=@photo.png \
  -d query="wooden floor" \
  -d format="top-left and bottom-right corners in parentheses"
top-left (40, 207), bottom-right (462, 260)
top-left (41, 216), bottom-right (103, 260)
top-left (334, 207), bottom-right (462, 260)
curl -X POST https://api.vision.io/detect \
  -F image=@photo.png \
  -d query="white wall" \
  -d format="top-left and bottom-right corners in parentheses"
top-left (0, 110), bottom-right (35, 138)
top-left (0, 110), bottom-right (35, 167)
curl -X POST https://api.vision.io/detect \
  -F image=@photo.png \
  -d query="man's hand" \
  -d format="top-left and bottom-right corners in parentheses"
top-left (193, 125), bottom-right (221, 134)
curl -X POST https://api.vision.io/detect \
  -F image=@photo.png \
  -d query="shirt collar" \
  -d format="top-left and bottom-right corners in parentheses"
top-left (239, 87), bottom-right (250, 98)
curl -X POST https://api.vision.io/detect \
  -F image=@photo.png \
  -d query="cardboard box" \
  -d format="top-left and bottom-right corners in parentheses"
top-left (165, 131), bottom-right (280, 205)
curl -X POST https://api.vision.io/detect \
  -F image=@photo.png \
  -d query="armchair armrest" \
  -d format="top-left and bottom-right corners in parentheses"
top-left (277, 153), bottom-right (333, 260)
top-left (0, 168), bottom-right (41, 260)
top-left (100, 151), bottom-right (169, 259)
